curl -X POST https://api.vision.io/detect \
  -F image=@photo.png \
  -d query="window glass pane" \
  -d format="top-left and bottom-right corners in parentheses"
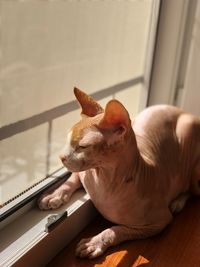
top-left (0, 0), bottom-right (157, 204)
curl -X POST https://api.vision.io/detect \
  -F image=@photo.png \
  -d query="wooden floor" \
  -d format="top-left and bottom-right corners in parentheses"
top-left (47, 197), bottom-right (200, 267)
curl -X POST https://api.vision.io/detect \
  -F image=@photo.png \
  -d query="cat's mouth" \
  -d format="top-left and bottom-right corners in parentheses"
top-left (60, 157), bottom-right (90, 172)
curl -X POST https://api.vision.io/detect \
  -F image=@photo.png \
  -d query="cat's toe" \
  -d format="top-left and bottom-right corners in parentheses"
top-left (48, 196), bottom-right (63, 209)
top-left (38, 187), bottom-right (71, 210)
top-left (38, 195), bottom-right (52, 210)
top-left (75, 236), bottom-right (105, 259)
top-left (38, 194), bottom-right (64, 210)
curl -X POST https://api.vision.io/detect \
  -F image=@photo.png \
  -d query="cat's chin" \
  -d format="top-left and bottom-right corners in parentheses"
top-left (61, 157), bottom-right (96, 172)
top-left (68, 167), bottom-right (89, 173)
top-left (63, 163), bottom-right (90, 173)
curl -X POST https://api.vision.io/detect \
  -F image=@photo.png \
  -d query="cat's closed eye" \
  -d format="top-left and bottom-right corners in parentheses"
top-left (78, 145), bottom-right (89, 150)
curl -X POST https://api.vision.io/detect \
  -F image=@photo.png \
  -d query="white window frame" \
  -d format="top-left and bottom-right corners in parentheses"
top-left (148, 0), bottom-right (190, 106)
top-left (1, 1), bottom-right (191, 266)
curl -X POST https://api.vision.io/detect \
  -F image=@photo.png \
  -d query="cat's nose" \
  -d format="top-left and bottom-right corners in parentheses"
top-left (59, 154), bottom-right (68, 162)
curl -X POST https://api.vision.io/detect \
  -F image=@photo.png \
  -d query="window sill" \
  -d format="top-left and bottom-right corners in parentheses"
top-left (0, 189), bottom-right (97, 267)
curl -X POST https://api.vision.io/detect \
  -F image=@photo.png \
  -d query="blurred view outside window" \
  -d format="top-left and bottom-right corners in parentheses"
top-left (0, 1), bottom-right (156, 204)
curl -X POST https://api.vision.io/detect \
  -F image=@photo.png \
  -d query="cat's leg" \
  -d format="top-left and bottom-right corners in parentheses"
top-left (169, 192), bottom-right (190, 214)
top-left (75, 212), bottom-right (172, 259)
top-left (38, 172), bottom-right (82, 210)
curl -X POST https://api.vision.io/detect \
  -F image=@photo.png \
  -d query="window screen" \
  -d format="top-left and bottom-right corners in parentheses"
top-left (0, 1), bottom-right (158, 205)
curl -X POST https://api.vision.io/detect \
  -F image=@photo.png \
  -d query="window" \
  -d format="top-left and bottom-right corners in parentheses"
top-left (0, 0), bottom-right (159, 206)
top-left (0, 1), bottom-right (161, 266)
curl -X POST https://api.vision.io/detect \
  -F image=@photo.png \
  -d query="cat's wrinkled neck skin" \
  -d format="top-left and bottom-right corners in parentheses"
top-left (79, 127), bottom-right (151, 225)
top-left (94, 128), bottom-right (145, 185)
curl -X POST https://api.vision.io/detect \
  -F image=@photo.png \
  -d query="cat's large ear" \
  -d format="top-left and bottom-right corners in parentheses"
top-left (74, 87), bottom-right (103, 117)
top-left (99, 99), bottom-right (131, 134)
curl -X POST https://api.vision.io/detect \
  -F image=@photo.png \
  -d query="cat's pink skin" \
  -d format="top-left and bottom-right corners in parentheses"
top-left (38, 88), bottom-right (200, 259)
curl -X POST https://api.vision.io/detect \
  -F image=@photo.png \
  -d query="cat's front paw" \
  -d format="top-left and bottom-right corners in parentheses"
top-left (75, 234), bottom-right (108, 259)
top-left (38, 184), bottom-right (72, 210)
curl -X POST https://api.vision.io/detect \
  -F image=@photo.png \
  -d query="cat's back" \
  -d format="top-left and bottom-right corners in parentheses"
top-left (132, 105), bottom-right (183, 165)
top-left (133, 105), bottom-right (182, 134)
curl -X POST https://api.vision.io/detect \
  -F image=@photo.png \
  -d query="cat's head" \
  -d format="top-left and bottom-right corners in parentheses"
top-left (60, 87), bottom-right (132, 172)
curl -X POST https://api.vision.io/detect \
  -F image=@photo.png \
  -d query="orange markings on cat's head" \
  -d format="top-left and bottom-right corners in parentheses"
top-left (70, 114), bottom-right (103, 147)
top-left (74, 87), bottom-right (131, 129)
top-left (71, 88), bottom-right (132, 146)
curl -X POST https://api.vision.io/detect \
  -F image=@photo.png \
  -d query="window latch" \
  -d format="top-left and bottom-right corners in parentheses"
top-left (45, 210), bottom-right (68, 232)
